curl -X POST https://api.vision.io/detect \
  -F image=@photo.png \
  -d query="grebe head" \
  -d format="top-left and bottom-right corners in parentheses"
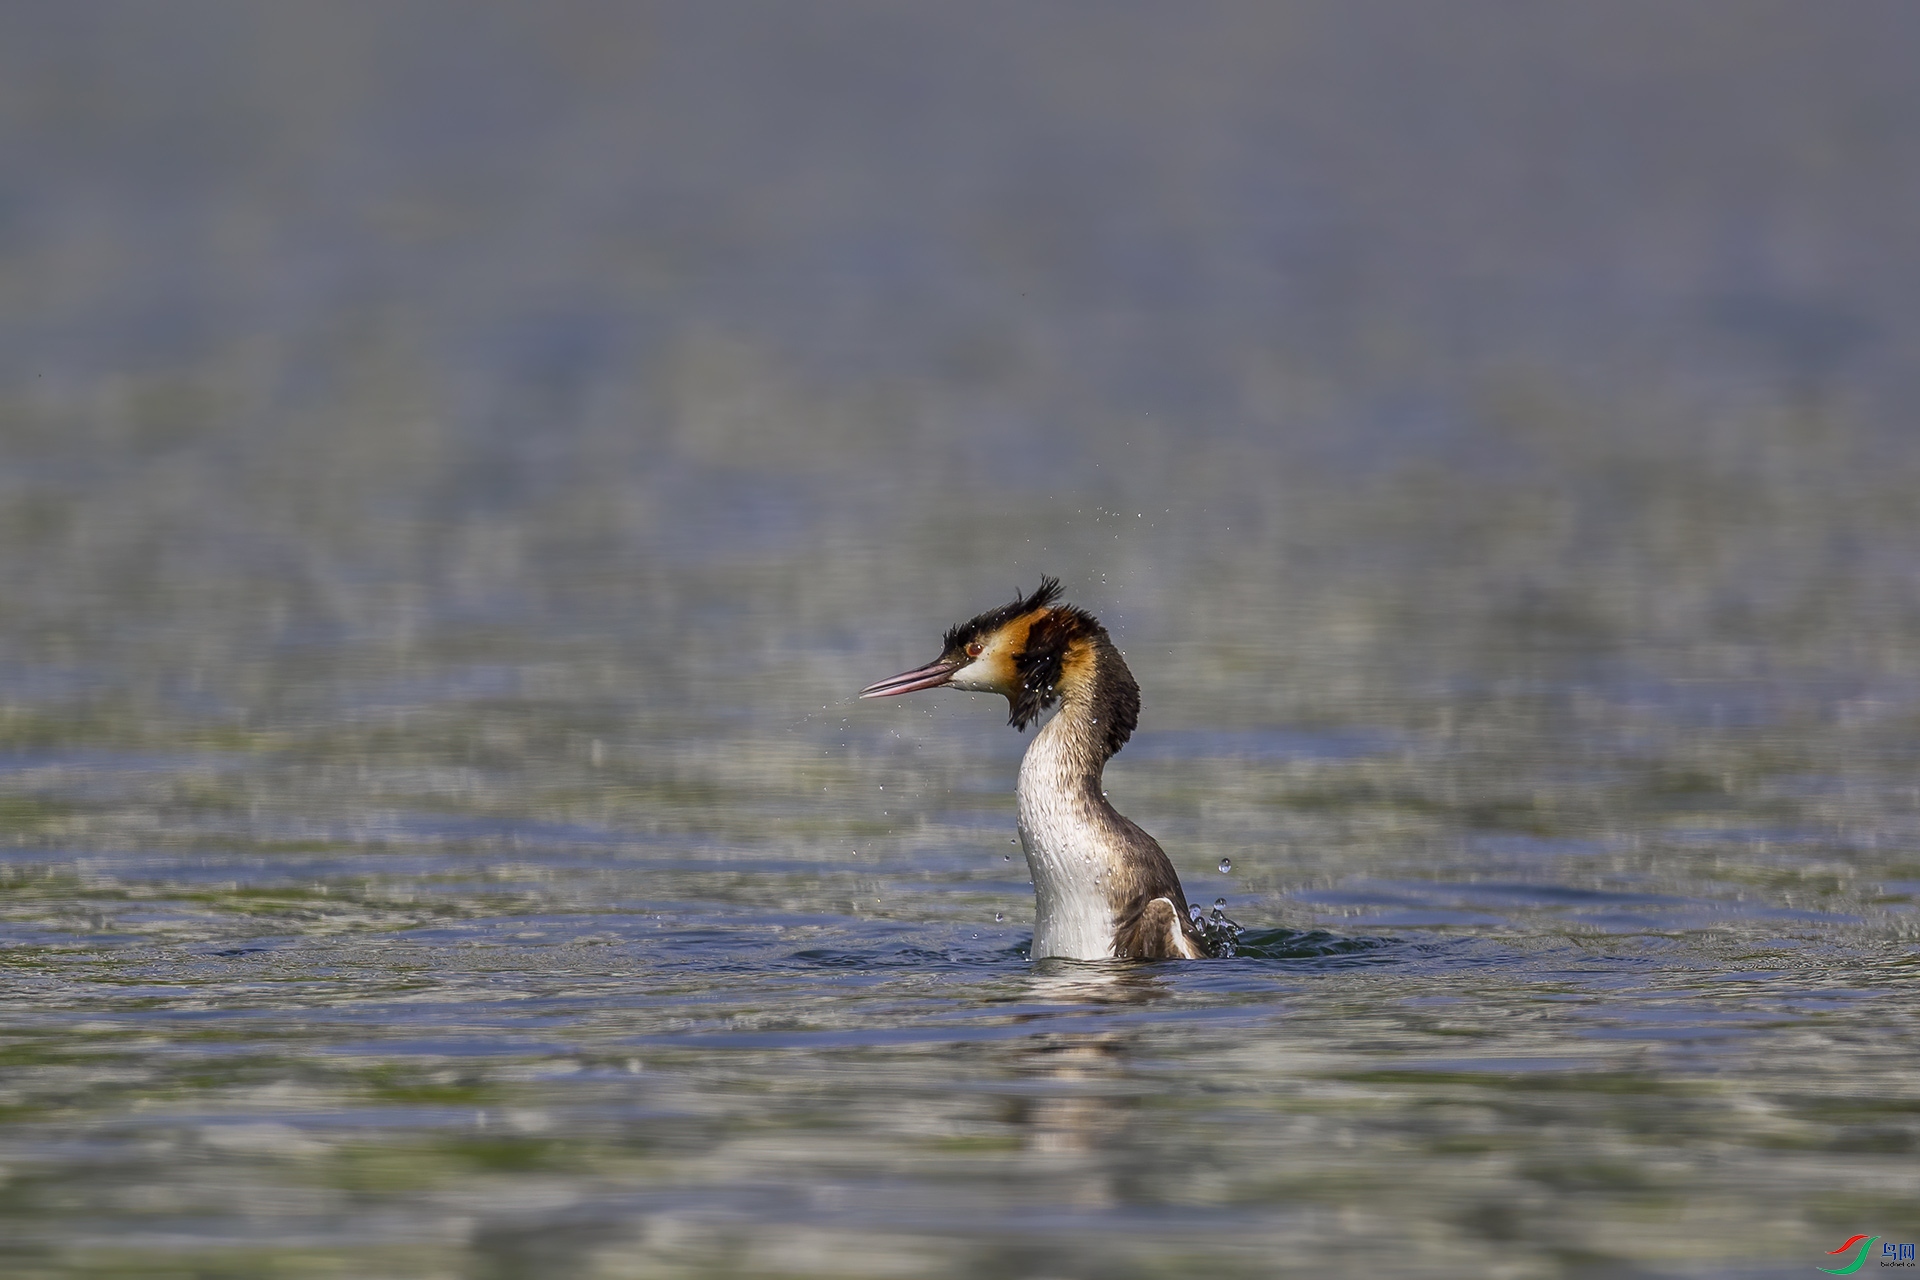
top-left (859, 576), bottom-right (1061, 704)
top-left (860, 577), bottom-right (1131, 741)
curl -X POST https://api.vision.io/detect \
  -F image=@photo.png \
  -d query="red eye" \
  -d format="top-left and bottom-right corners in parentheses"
top-left (966, 642), bottom-right (984, 658)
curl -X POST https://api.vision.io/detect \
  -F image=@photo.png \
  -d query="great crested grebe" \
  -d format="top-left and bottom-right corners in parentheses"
top-left (860, 577), bottom-right (1225, 962)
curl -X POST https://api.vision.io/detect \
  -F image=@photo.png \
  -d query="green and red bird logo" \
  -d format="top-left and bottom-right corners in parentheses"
top-left (1819, 1236), bottom-right (1878, 1275)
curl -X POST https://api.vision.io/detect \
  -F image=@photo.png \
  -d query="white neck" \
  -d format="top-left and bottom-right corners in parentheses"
top-left (1015, 708), bottom-right (1121, 960)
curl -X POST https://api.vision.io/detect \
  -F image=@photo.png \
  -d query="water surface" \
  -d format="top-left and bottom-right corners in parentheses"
top-left (2, 5), bottom-right (1919, 1276)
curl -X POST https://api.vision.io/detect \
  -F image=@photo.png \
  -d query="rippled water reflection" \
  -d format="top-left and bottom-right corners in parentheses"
top-left (4, 4), bottom-right (1920, 1277)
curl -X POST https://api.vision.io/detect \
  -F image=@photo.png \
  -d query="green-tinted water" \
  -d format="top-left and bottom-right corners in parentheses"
top-left (2, 5), bottom-right (1918, 1276)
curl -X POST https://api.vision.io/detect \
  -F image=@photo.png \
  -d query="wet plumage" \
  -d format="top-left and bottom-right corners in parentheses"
top-left (861, 578), bottom-right (1216, 961)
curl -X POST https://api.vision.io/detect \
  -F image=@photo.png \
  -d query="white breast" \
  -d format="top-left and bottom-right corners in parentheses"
top-left (1016, 715), bottom-right (1117, 961)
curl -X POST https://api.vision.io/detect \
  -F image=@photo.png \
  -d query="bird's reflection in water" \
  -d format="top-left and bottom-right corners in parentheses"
top-left (995, 961), bottom-right (1172, 1207)
top-left (1021, 957), bottom-right (1172, 1007)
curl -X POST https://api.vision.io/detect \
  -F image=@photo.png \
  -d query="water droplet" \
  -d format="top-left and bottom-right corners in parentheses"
top-left (1214, 898), bottom-right (1226, 909)
top-left (994, 913), bottom-right (1004, 922)
top-left (1218, 858), bottom-right (1233, 874)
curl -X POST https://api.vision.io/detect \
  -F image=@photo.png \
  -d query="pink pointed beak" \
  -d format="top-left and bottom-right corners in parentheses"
top-left (859, 658), bottom-right (961, 698)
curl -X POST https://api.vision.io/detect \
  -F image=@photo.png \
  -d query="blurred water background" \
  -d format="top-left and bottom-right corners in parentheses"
top-left (3, 3), bottom-right (1920, 1276)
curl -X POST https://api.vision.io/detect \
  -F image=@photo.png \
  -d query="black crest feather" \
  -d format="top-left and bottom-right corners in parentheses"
top-left (942, 576), bottom-right (1062, 655)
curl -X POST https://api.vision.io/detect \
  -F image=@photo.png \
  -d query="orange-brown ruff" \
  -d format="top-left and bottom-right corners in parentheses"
top-left (860, 579), bottom-right (1210, 961)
